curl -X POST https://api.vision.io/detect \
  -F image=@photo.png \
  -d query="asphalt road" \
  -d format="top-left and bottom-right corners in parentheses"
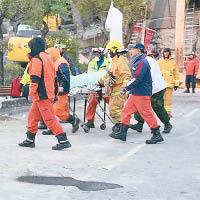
top-left (0, 89), bottom-right (199, 200)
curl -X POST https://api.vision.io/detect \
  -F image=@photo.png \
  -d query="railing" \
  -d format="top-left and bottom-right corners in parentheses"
top-left (0, 86), bottom-right (12, 97)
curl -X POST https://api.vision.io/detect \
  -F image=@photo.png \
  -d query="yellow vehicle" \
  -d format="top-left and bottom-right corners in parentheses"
top-left (8, 30), bottom-right (40, 64)
top-left (8, 15), bottom-right (61, 65)
top-left (43, 14), bottom-right (61, 31)
top-left (8, 37), bottom-right (31, 63)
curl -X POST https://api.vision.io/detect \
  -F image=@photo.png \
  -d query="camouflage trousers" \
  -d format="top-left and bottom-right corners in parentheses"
top-left (134, 89), bottom-right (170, 125)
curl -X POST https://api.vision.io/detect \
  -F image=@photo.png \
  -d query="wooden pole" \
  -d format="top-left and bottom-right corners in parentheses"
top-left (175, 0), bottom-right (186, 67)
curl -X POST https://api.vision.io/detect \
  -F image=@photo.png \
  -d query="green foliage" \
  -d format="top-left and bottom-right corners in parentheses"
top-left (0, 0), bottom-right (31, 20)
top-left (73, 0), bottom-right (150, 24)
top-left (4, 64), bottom-right (24, 86)
top-left (46, 30), bottom-right (88, 73)
top-left (46, 30), bottom-right (80, 66)
top-left (27, 0), bottom-right (72, 28)
top-left (0, 38), bottom-right (8, 52)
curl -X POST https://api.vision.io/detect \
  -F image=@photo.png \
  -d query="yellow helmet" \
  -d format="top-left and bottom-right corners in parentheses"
top-left (106, 40), bottom-right (122, 53)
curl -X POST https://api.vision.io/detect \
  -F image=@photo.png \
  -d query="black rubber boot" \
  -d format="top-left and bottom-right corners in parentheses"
top-left (67, 115), bottom-right (80, 133)
top-left (192, 88), bottom-right (195, 93)
top-left (162, 122), bottom-right (172, 134)
top-left (146, 126), bottom-right (164, 144)
top-left (85, 120), bottom-right (95, 128)
top-left (109, 124), bottom-right (129, 141)
top-left (38, 119), bottom-right (47, 130)
top-left (184, 88), bottom-right (190, 93)
top-left (52, 133), bottom-right (72, 150)
top-left (129, 122), bottom-right (144, 133)
top-left (42, 129), bottom-right (53, 135)
top-left (18, 131), bottom-right (36, 148)
top-left (112, 123), bottom-right (121, 133)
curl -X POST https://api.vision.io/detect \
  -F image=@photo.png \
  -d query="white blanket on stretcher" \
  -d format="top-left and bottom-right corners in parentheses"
top-left (70, 70), bottom-right (107, 89)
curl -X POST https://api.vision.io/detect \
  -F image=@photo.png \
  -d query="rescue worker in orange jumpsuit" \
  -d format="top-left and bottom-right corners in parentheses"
top-left (41, 47), bottom-right (80, 135)
top-left (109, 43), bottom-right (164, 144)
top-left (157, 48), bottom-right (179, 117)
top-left (98, 40), bottom-right (131, 132)
top-left (54, 43), bottom-right (77, 76)
top-left (37, 42), bottom-right (77, 130)
top-left (85, 48), bottom-right (109, 129)
top-left (184, 52), bottom-right (199, 93)
top-left (18, 37), bottom-right (71, 150)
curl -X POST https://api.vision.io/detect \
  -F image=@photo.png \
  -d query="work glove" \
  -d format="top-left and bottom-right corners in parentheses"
top-left (18, 83), bottom-right (24, 93)
top-left (174, 86), bottom-right (178, 91)
top-left (58, 86), bottom-right (64, 93)
top-left (120, 88), bottom-right (128, 96)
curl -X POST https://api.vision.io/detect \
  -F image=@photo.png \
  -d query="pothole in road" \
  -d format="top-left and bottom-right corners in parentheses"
top-left (17, 176), bottom-right (123, 191)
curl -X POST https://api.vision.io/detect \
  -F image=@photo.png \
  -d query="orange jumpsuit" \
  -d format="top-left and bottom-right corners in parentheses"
top-left (184, 58), bottom-right (199, 89)
top-left (46, 47), bottom-right (71, 121)
top-left (27, 52), bottom-right (64, 136)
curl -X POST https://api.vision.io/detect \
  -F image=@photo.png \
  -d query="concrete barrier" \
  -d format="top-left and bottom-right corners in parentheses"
top-left (0, 97), bottom-right (30, 110)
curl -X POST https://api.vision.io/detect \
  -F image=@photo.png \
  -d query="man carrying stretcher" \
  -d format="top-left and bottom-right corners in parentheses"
top-left (98, 40), bottom-right (131, 132)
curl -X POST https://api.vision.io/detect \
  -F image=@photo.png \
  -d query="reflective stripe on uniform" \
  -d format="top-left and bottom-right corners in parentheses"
top-left (167, 83), bottom-right (174, 87)
top-left (111, 91), bottom-right (121, 96)
top-left (161, 70), bottom-right (171, 74)
top-left (164, 106), bottom-right (171, 112)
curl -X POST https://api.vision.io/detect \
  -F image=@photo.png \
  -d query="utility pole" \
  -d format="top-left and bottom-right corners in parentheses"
top-left (0, 0), bottom-right (5, 85)
top-left (141, 2), bottom-right (148, 44)
top-left (175, 0), bottom-right (185, 67)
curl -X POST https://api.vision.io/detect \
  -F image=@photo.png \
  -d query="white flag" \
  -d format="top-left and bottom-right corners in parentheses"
top-left (105, 1), bottom-right (123, 45)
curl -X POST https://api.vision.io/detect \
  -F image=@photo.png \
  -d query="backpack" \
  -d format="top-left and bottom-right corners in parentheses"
top-left (11, 77), bottom-right (21, 97)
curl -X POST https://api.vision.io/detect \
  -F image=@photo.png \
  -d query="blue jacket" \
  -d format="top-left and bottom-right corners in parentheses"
top-left (63, 54), bottom-right (76, 76)
top-left (57, 63), bottom-right (70, 95)
top-left (125, 53), bottom-right (152, 96)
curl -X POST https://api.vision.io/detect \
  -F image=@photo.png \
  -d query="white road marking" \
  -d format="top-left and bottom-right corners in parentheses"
top-left (183, 108), bottom-right (200, 118)
top-left (104, 143), bottom-right (146, 170)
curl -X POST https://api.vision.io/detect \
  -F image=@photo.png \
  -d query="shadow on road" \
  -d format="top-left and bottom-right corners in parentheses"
top-left (17, 176), bottom-right (123, 191)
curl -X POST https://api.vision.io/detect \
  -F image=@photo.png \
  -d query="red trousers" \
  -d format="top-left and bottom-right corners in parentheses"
top-left (121, 94), bottom-right (158, 128)
top-left (53, 94), bottom-right (69, 121)
top-left (86, 93), bottom-right (109, 121)
top-left (27, 99), bottom-right (64, 136)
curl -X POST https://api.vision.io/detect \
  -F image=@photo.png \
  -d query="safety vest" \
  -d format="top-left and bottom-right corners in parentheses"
top-left (88, 58), bottom-right (109, 73)
top-left (20, 64), bottom-right (30, 85)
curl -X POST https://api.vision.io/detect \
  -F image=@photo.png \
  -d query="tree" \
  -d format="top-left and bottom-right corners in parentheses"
top-left (0, 0), bottom-right (32, 85)
top-left (46, 30), bottom-right (80, 66)
top-left (27, 0), bottom-right (71, 30)
top-left (0, 0), bottom-right (71, 85)
top-left (72, 0), bottom-right (151, 47)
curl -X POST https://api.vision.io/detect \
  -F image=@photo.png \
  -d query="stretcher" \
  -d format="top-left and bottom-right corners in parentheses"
top-left (69, 84), bottom-right (114, 133)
